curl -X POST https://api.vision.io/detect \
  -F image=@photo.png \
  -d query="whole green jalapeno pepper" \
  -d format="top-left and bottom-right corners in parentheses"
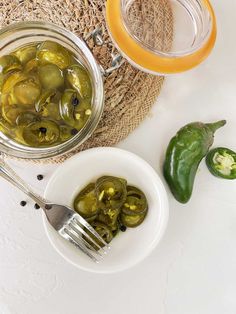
top-left (206, 147), bottom-right (236, 179)
top-left (163, 120), bottom-right (226, 203)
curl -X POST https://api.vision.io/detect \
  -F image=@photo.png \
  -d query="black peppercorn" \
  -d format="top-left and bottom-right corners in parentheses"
top-left (71, 128), bottom-right (78, 136)
top-left (20, 201), bottom-right (27, 207)
top-left (34, 203), bottom-right (40, 209)
top-left (72, 96), bottom-right (79, 106)
top-left (120, 225), bottom-right (127, 232)
top-left (37, 174), bottom-right (44, 181)
top-left (39, 127), bottom-right (47, 134)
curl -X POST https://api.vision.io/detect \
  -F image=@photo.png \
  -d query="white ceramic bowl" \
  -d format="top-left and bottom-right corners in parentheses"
top-left (43, 147), bottom-right (169, 273)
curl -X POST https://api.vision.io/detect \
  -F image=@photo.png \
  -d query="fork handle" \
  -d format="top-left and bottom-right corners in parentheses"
top-left (0, 158), bottom-right (48, 210)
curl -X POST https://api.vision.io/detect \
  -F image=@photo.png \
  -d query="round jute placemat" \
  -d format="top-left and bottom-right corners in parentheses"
top-left (0, 0), bottom-right (173, 163)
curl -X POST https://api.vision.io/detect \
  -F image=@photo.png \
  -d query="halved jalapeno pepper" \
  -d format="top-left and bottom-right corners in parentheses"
top-left (120, 212), bottom-right (146, 228)
top-left (121, 185), bottom-right (148, 216)
top-left (206, 147), bottom-right (236, 179)
top-left (22, 120), bottom-right (60, 147)
top-left (95, 176), bottom-right (127, 210)
top-left (73, 183), bottom-right (99, 218)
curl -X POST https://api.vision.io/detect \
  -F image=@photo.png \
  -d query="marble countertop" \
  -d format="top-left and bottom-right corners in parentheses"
top-left (0, 1), bottom-right (236, 313)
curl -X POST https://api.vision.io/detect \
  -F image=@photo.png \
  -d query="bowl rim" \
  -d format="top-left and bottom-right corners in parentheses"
top-left (0, 21), bottom-right (104, 160)
top-left (42, 147), bottom-right (169, 273)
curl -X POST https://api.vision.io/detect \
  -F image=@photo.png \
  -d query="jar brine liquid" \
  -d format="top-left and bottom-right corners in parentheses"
top-left (0, 41), bottom-right (93, 148)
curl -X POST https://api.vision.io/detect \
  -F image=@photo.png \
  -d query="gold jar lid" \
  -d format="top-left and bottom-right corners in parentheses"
top-left (106, 0), bottom-right (217, 75)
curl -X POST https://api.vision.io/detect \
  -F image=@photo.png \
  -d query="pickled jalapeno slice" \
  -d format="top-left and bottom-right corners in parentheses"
top-left (121, 186), bottom-right (148, 216)
top-left (22, 120), bottom-right (60, 147)
top-left (35, 90), bottom-right (61, 120)
top-left (59, 125), bottom-right (75, 141)
top-left (95, 176), bottom-right (127, 210)
top-left (59, 89), bottom-right (80, 126)
top-left (2, 103), bottom-right (24, 125)
top-left (12, 44), bottom-right (37, 65)
top-left (65, 64), bottom-right (92, 99)
top-left (1, 71), bottom-right (27, 94)
top-left (0, 117), bottom-right (16, 137)
top-left (38, 64), bottom-right (64, 90)
top-left (35, 89), bottom-right (57, 112)
top-left (24, 58), bottom-right (38, 73)
top-left (37, 41), bottom-right (71, 69)
top-left (120, 212), bottom-right (146, 228)
top-left (73, 176), bottom-right (148, 248)
top-left (73, 183), bottom-right (99, 218)
top-left (97, 208), bottom-right (120, 227)
top-left (13, 78), bottom-right (41, 107)
top-left (59, 89), bottom-right (91, 129)
top-left (16, 112), bottom-right (40, 126)
top-left (90, 221), bottom-right (113, 244)
top-left (0, 55), bottom-right (22, 75)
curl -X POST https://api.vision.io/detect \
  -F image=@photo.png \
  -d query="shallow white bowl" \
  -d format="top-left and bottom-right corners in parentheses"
top-left (43, 147), bottom-right (169, 273)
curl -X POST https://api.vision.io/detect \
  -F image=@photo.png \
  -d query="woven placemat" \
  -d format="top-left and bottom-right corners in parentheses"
top-left (0, 0), bottom-right (173, 163)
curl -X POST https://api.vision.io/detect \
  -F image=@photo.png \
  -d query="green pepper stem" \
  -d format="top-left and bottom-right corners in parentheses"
top-left (206, 120), bottom-right (227, 133)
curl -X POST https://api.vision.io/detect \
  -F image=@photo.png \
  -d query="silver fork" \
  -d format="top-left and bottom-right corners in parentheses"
top-left (0, 159), bottom-right (109, 263)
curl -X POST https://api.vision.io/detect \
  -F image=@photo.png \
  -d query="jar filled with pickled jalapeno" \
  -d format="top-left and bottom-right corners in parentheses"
top-left (0, 41), bottom-right (92, 148)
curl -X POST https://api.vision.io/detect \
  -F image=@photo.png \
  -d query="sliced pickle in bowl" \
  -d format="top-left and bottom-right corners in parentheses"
top-left (73, 176), bottom-right (148, 247)
top-left (95, 176), bottom-right (127, 210)
top-left (120, 212), bottom-right (147, 228)
top-left (73, 183), bottom-right (99, 218)
top-left (121, 186), bottom-right (148, 216)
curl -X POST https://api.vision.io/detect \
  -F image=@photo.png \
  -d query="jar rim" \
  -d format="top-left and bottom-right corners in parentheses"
top-left (106, 0), bottom-right (217, 74)
top-left (0, 21), bottom-right (104, 159)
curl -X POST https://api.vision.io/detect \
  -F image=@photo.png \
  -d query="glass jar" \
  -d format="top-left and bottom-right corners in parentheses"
top-left (0, 0), bottom-right (217, 160)
top-left (0, 21), bottom-right (104, 159)
top-left (106, 0), bottom-right (216, 75)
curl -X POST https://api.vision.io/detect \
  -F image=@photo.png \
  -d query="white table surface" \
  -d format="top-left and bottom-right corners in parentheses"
top-left (1, 1), bottom-right (236, 313)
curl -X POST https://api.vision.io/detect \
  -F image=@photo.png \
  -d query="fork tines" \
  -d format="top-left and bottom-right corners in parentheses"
top-left (60, 213), bottom-right (110, 263)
